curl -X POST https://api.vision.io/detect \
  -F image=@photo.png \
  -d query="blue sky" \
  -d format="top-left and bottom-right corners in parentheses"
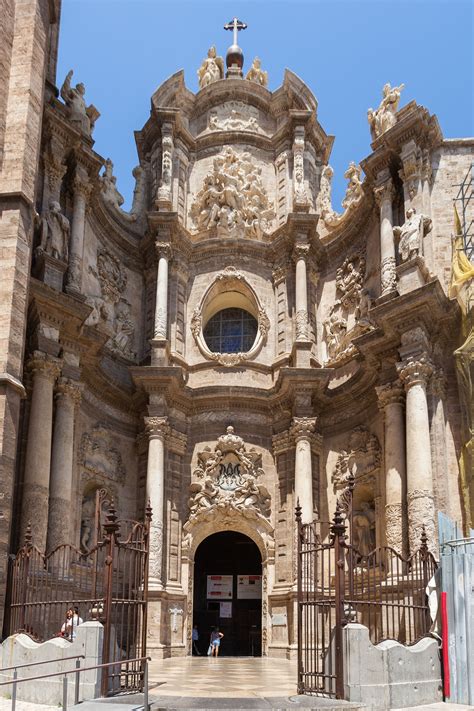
top-left (57, 0), bottom-right (473, 210)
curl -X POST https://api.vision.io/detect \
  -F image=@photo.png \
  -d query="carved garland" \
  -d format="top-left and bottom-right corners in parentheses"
top-left (191, 266), bottom-right (270, 367)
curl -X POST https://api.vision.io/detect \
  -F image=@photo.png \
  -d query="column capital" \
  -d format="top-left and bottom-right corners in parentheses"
top-left (144, 415), bottom-right (170, 440)
top-left (375, 381), bottom-right (405, 409)
top-left (44, 155), bottom-right (67, 195)
top-left (374, 179), bottom-right (394, 207)
top-left (154, 241), bottom-right (172, 260)
top-left (292, 242), bottom-right (310, 262)
top-left (26, 351), bottom-right (61, 382)
top-left (272, 264), bottom-right (287, 286)
top-left (73, 166), bottom-right (92, 199)
top-left (55, 377), bottom-right (83, 406)
top-left (290, 416), bottom-right (317, 442)
top-left (396, 354), bottom-right (434, 390)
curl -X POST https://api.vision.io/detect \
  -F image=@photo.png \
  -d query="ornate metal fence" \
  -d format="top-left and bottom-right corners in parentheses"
top-left (297, 487), bottom-right (437, 698)
top-left (7, 500), bottom-right (151, 697)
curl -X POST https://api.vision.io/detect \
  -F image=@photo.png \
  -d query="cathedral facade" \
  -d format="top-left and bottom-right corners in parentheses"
top-left (0, 3), bottom-right (473, 659)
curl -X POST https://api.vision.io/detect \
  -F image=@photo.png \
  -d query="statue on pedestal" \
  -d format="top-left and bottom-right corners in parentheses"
top-left (60, 70), bottom-right (99, 136)
top-left (393, 207), bottom-right (432, 262)
top-left (37, 200), bottom-right (70, 262)
top-left (367, 82), bottom-right (404, 140)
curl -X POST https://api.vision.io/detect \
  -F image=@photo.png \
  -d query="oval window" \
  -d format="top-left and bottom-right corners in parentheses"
top-left (203, 308), bottom-right (258, 354)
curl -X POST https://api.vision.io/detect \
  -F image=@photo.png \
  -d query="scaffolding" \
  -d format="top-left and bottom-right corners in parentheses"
top-left (454, 162), bottom-right (474, 262)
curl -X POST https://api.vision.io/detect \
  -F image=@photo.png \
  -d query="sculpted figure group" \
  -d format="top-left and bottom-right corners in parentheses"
top-left (190, 146), bottom-right (274, 237)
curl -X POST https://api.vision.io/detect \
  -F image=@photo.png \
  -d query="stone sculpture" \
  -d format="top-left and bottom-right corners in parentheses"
top-left (245, 57), bottom-right (268, 87)
top-left (60, 69), bottom-right (99, 136)
top-left (331, 426), bottom-right (381, 491)
top-left (189, 147), bottom-right (274, 237)
top-left (109, 300), bottom-right (136, 358)
top-left (316, 165), bottom-right (339, 225)
top-left (393, 208), bottom-right (432, 262)
top-left (323, 312), bottom-right (347, 361)
top-left (79, 423), bottom-right (126, 484)
top-left (187, 426), bottom-right (271, 523)
top-left (341, 162), bottom-right (364, 211)
top-left (336, 254), bottom-right (366, 309)
top-left (367, 82), bottom-right (405, 140)
top-left (209, 110), bottom-right (259, 132)
top-left (101, 158), bottom-right (125, 210)
top-left (37, 200), bottom-right (70, 261)
top-left (197, 46), bottom-right (224, 89)
top-left (352, 501), bottom-right (376, 558)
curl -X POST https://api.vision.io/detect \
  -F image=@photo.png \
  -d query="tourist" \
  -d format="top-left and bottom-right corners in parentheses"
top-left (192, 624), bottom-right (201, 655)
top-left (209, 627), bottom-right (224, 657)
top-left (60, 606), bottom-right (83, 641)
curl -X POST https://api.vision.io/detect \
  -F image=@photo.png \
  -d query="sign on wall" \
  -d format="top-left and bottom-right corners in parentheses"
top-left (207, 575), bottom-right (233, 599)
top-left (237, 574), bottom-right (262, 599)
top-left (220, 602), bottom-right (232, 618)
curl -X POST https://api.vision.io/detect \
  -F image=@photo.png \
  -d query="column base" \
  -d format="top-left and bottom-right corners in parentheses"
top-left (292, 340), bottom-right (312, 368)
top-left (396, 256), bottom-right (431, 295)
top-left (147, 590), bottom-right (188, 657)
top-left (33, 252), bottom-right (68, 292)
top-left (150, 338), bottom-right (170, 366)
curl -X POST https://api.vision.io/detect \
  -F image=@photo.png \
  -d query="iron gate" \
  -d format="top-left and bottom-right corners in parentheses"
top-left (6, 497), bottom-right (151, 696)
top-left (297, 486), bottom-right (437, 698)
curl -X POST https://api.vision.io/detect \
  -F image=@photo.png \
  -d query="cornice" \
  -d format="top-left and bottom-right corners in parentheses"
top-left (87, 197), bottom-right (145, 271)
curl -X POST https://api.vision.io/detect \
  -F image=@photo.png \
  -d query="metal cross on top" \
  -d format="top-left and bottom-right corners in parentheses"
top-left (224, 17), bottom-right (247, 46)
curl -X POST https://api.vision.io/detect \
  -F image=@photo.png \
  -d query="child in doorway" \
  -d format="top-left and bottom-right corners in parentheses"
top-left (209, 627), bottom-right (224, 657)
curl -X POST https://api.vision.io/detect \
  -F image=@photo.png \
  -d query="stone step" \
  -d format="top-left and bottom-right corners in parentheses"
top-left (71, 695), bottom-right (364, 711)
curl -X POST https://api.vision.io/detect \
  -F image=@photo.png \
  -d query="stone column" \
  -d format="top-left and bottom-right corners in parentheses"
top-left (153, 242), bottom-right (172, 339)
top-left (66, 166), bottom-right (90, 294)
top-left (294, 239), bottom-right (310, 342)
top-left (374, 172), bottom-right (397, 296)
top-left (376, 381), bottom-right (406, 555)
top-left (291, 417), bottom-right (317, 524)
top-left (22, 352), bottom-right (61, 549)
top-left (144, 416), bottom-right (170, 589)
top-left (46, 378), bottom-right (82, 552)
top-left (396, 354), bottom-right (435, 554)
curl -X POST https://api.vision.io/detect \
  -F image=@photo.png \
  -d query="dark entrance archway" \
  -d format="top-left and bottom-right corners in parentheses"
top-left (193, 531), bottom-right (262, 656)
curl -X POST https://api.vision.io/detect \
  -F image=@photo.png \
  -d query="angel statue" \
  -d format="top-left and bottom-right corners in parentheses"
top-left (60, 69), bottom-right (99, 136)
top-left (245, 57), bottom-right (268, 87)
top-left (367, 82), bottom-right (405, 140)
top-left (197, 46), bottom-right (224, 89)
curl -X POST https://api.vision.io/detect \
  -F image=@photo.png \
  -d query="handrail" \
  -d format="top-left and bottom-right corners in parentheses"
top-left (0, 655), bottom-right (151, 711)
top-left (0, 655), bottom-right (150, 685)
top-left (0, 654), bottom-right (85, 673)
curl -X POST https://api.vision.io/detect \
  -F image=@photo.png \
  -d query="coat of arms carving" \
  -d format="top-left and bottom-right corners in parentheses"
top-left (188, 426), bottom-right (271, 522)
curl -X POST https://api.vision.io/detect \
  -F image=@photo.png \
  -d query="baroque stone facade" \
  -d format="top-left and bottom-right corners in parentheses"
top-left (0, 6), bottom-right (473, 658)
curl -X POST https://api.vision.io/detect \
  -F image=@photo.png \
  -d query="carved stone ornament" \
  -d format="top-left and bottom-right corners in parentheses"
top-left (79, 423), bottom-right (126, 484)
top-left (100, 158), bottom-right (138, 222)
top-left (192, 266), bottom-right (270, 367)
top-left (293, 128), bottom-right (311, 211)
top-left (381, 255), bottom-right (397, 294)
top-left (323, 251), bottom-right (373, 365)
top-left (367, 83), bottom-right (404, 140)
top-left (317, 162), bottom-right (363, 229)
top-left (189, 147), bottom-right (275, 238)
top-left (186, 426), bottom-right (271, 525)
top-left (331, 426), bottom-right (381, 491)
top-left (208, 102), bottom-right (260, 133)
top-left (407, 489), bottom-right (436, 555)
top-left (393, 208), bottom-right (432, 263)
top-left (396, 354), bottom-right (434, 390)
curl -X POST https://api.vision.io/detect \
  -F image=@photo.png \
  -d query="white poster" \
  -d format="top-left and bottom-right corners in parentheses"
top-left (219, 601), bottom-right (232, 618)
top-left (207, 574), bottom-right (233, 599)
top-left (237, 574), bottom-right (262, 599)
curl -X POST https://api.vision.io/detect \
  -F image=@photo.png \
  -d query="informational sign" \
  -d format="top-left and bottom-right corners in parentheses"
top-left (207, 574), bottom-right (233, 599)
top-left (219, 601), bottom-right (232, 618)
top-left (237, 574), bottom-right (262, 599)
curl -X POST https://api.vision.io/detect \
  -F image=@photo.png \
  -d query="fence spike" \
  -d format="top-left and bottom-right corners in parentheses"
top-left (24, 522), bottom-right (33, 547)
top-left (145, 499), bottom-right (153, 522)
top-left (103, 499), bottom-right (120, 536)
top-left (330, 500), bottom-right (346, 537)
top-left (295, 499), bottom-right (302, 523)
top-left (420, 525), bottom-right (429, 554)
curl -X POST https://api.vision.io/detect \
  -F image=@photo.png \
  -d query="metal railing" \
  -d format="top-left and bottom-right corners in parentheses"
top-left (297, 475), bottom-right (437, 699)
top-left (0, 655), bottom-right (150, 711)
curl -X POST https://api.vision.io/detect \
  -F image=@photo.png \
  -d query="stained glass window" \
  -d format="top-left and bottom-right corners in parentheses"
top-left (203, 308), bottom-right (258, 354)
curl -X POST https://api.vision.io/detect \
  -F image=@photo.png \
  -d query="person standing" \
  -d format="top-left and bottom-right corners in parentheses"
top-left (209, 627), bottom-right (224, 657)
top-left (192, 624), bottom-right (201, 655)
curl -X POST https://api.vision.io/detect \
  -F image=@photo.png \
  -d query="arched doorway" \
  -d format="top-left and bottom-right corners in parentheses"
top-left (193, 531), bottom-right (262, 656)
